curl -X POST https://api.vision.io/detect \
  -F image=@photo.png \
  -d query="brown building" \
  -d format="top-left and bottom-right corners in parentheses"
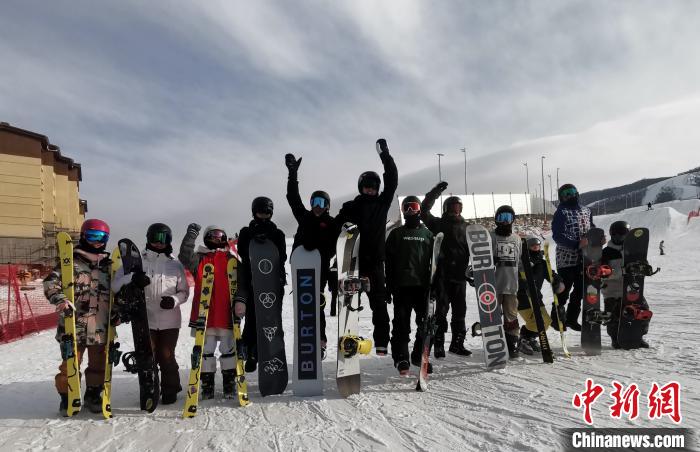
top-left (0, 122), bottom-right (87, 265)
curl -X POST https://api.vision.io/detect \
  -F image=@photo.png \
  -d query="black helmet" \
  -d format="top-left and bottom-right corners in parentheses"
top-left (401, 195), bottom-right (421, 215)
top-left (146, 223), bottom-right (172, 245)
top-left (495, 205), bottom-right (515, 225)
top-left (442, 196), bottom-right (463, 214)
top-left (609, 220), bottom-right (630, 245)
top-left (310, 190), bottom-right (330, 210)
top-left (252, 196), bottom-right (274, 217)
top-left (526, 235), bottom-right (542, 250)
top-left (558, 183), bottom-right (579, 203)
top-left (358, 171), bottom-right (381, 193)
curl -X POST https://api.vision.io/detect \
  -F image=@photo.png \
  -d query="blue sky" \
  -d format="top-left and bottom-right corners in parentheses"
top-left (2, 1), bottom-right (700, 241)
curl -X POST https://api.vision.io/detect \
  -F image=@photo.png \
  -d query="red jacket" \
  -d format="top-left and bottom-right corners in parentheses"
top-left (189, 250), bottom-right (235, 329)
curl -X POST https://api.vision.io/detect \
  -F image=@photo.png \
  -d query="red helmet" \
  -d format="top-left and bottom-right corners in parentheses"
top-left (81, 218), bottom-right (110, 235)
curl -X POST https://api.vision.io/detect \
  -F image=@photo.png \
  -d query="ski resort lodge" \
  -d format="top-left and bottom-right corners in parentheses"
top-left (0, 122), bottom-right (87, 266)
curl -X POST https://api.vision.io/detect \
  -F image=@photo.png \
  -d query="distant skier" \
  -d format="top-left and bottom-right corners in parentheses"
top-left (386, 196), bottom-right (434, 375)
top-left (601, 221), bottom-right (650, 348)
top-left (420, 182), bottom-right (472, 358)
top-left (551, 184), bottom-right (594, 331)
top-left (659, 240), bottom-right (665, 256)
top-left (335, 139), bottom-right (398, 355)
top-left (44, 219), bottom-right (125, 415)
top-left (235, 197), bottom-right (287, 372)
top-left (491, 205), bottom-right (522, 358)
top-left (112, 223), bottom-right (189, 404)
top-left (647, 202), bottom-right (653, 211)
top-left (179, 224), bottom-right (240, 399)
top-left (284, 153), bottom-right (341, 359)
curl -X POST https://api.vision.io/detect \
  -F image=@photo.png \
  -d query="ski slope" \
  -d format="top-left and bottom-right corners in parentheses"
top-left (0, 203), bottom-right (698, 451)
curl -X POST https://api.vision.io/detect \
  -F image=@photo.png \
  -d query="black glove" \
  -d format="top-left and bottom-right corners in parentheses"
top-left (435, 181), bottom-right (448, 193)
top-left (186, 223), bottom-right (201, 238)
top-left (160, 296), bottom-right (175, 309)
top-left (285, 153), bottom-right (302, 177)
top-left (131, 271), bottom-right (151, 289)
top-left (376, 138), bottom-right (389, 155)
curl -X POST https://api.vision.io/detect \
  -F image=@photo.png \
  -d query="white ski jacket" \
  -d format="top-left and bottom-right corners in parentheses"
top-left (112, 249), bottom-right (190, 330)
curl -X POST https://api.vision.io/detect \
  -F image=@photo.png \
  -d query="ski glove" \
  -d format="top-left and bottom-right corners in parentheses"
top-left (376, 138), bottom-right (389, 155)
top-left (427, 181), bottom-right (448, 198)
top-left (186, 223), bottom-right (201, 238)
top-left (131, 271), bottom-right (151, 289)
top-left (285, 153), bottom-right (302, 176)
top-left (160, 296), bottom-right (175, 309)
top-left (234, 301), bottom-right (246, 318)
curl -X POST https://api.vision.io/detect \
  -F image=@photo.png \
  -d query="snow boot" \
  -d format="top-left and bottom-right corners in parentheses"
top-left (395, 360), bottom-right (410, 376)
top-left (244, 354), bottom-right (257, 373)
top-left (639, 339), bottom-right (650, 349)
top-left (84, 385), bottom-right (103, 414)
top-left (505, 334), bottom-right (519, 359)
top-left (375, 346), bottom-right (388, 356)
top-left (518, 337), bottom-right (534, 355)
top-left (58, 393), bottom-right (68, 417)
top-left (161, 392), bottom-right (177, 405)
top-left (200, 372), bottom-right (215, 400)
top-left (410, 349), bottom-right (433, 374)
top-left (566, 305), bottom-right (582, 331)
top-left (222, 369), bottom-right (236, 399)
top-left (448, 331), bottom-right (472, 357)
top-left (551, 305), bottom-right (566, 331)
top-left (433, 331), bottom-right (445, 359)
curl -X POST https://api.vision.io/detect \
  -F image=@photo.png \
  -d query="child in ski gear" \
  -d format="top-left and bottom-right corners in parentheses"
top-left (179, 224), bottom-right (239, 398)
top-left (386, 196), bottom-right (435, 375)
top-left (335, 138), bottom-right (398, 355)
top-left (601, 221), bottom-right (650, 348)
top-left (516, 236), bottom-right (557, 355)
top-left (112, 223), bottom-right (189, 404)
top-left (551, 183), bottom-right (594, 331)
top-left (421, 182), bottom-right (471, 358)
top-left (236, 197), bottom-right (287, 372)
top-left (44, 219), bottom-right (123, 414)
top-left (491, 205), bottom-right (522, 358)
top-left (285, 153), bottom-right (341, 359)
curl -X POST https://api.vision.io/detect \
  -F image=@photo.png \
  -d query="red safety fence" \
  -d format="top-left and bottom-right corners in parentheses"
top-left (688, 209), bottom-right (700, 224)
top-left (0, 264), bottom-right (57, 344)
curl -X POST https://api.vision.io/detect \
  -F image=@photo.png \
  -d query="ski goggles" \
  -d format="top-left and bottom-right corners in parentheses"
top-left (147, 231), bottom-right (171, 244)
top-left (495, 212), bottom-right (514, 224)
top-left (402, 201), bottom-right (421, 215)
top-left (83, 229), bottom-right (109, 244)
top-left (205, 230), bottom-right (227, 242)
top-left (310, 196), bottom-right (328, 209)
top-left (560, 187), bottom-right (578, 198)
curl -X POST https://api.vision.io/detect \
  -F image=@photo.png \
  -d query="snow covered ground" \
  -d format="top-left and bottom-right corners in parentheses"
top-left (0, 202), bottom-right (698, 451)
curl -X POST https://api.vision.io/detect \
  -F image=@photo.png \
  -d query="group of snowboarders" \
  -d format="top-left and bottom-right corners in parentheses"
top-left (44, 139), bottom-right (655, 416)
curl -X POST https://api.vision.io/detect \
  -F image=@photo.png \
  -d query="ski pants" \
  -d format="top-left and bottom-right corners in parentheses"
top-left (498, 293), bottom-right (519, 337)
top-left (150, 328), bottom-right (181, 395)
top-left (390, 286), bottom-right (428, 364)
top-left (516, 289), bottom-right (552, 334)
top-left (557, 265), bottom-right (584, 323)
top-left (436, 280), bottom-right (467, 335)
top-left (360, 260), bottom-right (390, 349)
top-left (202, 330), bottom-right (236, 373)
top-left (55, 343), bottom-right (105, 394)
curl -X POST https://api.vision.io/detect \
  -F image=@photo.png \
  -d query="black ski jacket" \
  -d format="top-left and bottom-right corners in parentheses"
top-left (287, 177), bottom-right (340, 287)
top-left (336, 150), bottom-right (398, 270)
top-left (421, 187), bottom-right (470, 283)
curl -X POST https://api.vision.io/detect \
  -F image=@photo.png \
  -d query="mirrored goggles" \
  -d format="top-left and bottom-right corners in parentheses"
top-left (495, 212), bottom-right (514, 224)
top-left (205, 230), bottom-right (227, 242)
top-left (310, 196), bottom-right (328, 209)
top-left (560, 187), bottom-right (578, 198)
top-left (148, 231), bottom-right (171, 244)
top-left (402, 202), bottom-right (421, 214)
top-left (84, 230), bottom-right (109, 243)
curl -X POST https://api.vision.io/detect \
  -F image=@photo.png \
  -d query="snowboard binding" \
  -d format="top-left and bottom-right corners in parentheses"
top-left (624, 261), bottom-right (660, 277)
top-left (338, 335), bottom-right (372, 358)
top-left (585, 310), bottom-right (613, 325)
top-left (339, 277), bottom-right (370, 295)
top-left (622, 305), bottom-right (653, 321)
top-left (586, 264), bottom-right (612, 280)
top-left (471, 321), bottom-right (482, 337)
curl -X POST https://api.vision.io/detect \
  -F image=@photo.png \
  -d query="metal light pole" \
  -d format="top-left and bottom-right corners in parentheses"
top-left (523, 162), bottom-right (530, 194)
top-left (541, 156), bottom-right (546, 221)
top-left (556, 167), bottom-right (560, 190)
top-left (547, 174), bottom-right (553, 212)
top-left (437, 153), bottom-right (444, 181)
top-left (461, 147), bottom-right (468, 196)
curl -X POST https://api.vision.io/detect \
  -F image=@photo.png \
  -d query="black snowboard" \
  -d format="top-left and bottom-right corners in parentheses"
top-left (618, 228), bottom-right (656, 349)
top-left (117, 239), bottom-right (159, 412)
top-left (250, 239), bottom-right (288, 396)
top-left (581, 228), bottom-right (606, 356)
top-left (520, 238), bottom-right (554, 363)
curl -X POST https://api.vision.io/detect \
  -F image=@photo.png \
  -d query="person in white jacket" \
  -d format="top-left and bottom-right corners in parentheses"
top-left (112, 223), bottom-right (190, 405)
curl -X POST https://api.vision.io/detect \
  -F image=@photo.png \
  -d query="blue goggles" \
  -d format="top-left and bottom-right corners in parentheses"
top-left (560, 187), bottom-right (578, 198)
top-left (495, 212), bottom-right (514, 224)
top-left (84, 229), bottom-right (109, 243)
top-left (310, 196), bottom-right (328, 209)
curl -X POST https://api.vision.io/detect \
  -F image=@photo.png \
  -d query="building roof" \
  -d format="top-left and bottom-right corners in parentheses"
top-left (0, 121), bottom-right (82, 181)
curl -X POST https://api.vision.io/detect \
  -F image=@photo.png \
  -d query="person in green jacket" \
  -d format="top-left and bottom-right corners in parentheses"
top-left (386, 196), bottom-right (435, 375)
